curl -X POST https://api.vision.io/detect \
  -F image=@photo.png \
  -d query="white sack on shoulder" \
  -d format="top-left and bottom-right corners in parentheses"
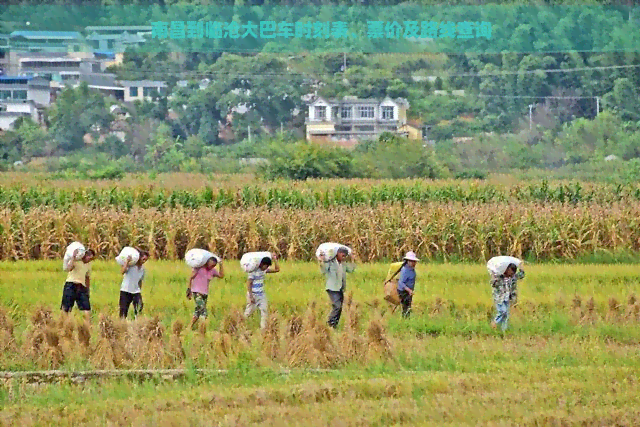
top-left (62, 241), bottom-right (85, 270)
top-left (116, 247), bottom-right (140, 266)
top-left (185, 248), bottom-right (219, 269)
top-left (316, 242), bottom-right (352, 263)
top-left (240, 251), bottom-right (272, 273)
top-left (487, 256), bottom-right (522, 276)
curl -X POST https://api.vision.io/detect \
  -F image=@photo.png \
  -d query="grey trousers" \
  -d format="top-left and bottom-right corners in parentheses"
top-left (327, 290), bottom-right (344, 328)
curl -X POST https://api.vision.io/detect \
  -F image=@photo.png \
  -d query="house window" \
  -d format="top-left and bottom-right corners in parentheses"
top-left (107, 39), bottom-right (115, 49)
top-left (129, 86), bottom-right (138, 97)
top-left (92, 63), bottom-right (101, 73)
top-left (381, 106), bottom-right (394, 120)
top-left (315, 106), bottom-right (326, 120)
top-left (341, 107), bottom-right (352, 119)
top-left (143, 87), bottom-right (158, 97)
top-left (13, 90), bottom-right (27, 100)
top-left (0, 90), bottom-right (10, 100)
top-left (335, 125), bottom-right (352, 132)
top-left (357, 106), bottom-right (374, 119)
top-left (355, 125), bottom-right (374, 132)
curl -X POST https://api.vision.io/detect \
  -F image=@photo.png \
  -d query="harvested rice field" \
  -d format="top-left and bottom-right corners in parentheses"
top-left (1, 261), bottom-right (640, 426)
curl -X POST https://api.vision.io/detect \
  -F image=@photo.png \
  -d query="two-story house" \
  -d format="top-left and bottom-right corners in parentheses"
top-left (305, 96), bottom-right (423, 145)
top-left (0, 75), bottom-right (50, 130)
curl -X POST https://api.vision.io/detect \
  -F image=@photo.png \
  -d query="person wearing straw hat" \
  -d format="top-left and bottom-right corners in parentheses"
top-left (397, 251), bottom-right (419, 319)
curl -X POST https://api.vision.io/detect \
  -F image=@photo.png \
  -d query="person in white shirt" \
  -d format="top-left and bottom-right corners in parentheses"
top-left (244, 255), bottom-right (280, 330)
top-left (119, 250), bottom-right (149, 319)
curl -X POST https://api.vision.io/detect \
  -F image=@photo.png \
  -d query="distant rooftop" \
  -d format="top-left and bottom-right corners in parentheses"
top-left (0, 76), bottom-right (32, 82)
top-left (79, 73), bottom-right (120, 89)
top-left (118, 80), bottom-right (167, 88)
top-left (19, 57), bottom-right (82, 62)
top-left (94, 51), bottom-right (116, 59)
top-left (312, 96), bottom-right (410, 107)
top-left (10, 31), bottom-right (83, 40)
top-left (85, 26), bottom-right (152, 32)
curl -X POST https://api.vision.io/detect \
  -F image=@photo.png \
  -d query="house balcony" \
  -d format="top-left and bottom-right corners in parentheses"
top-left (306, 117), bottom-right (400, 125)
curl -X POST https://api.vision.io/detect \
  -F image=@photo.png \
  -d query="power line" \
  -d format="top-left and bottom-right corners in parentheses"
top-left (477, 95), bottom-right (598, 99)
top-left (111, 63), bottom-right (640, 79)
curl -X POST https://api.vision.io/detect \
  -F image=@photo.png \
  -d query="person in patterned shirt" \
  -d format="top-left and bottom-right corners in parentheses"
top-left (490, 263), bottom-right (525, 331)
top-left (244, 255), bottom-right (280, 330)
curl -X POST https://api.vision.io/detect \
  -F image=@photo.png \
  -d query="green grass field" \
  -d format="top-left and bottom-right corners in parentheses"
top-left (2, 261), bottom-right (640, 425)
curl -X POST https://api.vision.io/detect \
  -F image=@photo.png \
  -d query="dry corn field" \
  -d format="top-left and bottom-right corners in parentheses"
top-left (1, 202), bottom-right (640, 262)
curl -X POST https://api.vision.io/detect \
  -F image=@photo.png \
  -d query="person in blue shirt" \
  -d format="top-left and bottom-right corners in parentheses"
top-left (397, 251), bottom-right (419, 318)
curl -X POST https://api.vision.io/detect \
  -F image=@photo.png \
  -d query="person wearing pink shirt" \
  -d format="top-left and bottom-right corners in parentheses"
top-left (187, 257), bottom-right (224, 330)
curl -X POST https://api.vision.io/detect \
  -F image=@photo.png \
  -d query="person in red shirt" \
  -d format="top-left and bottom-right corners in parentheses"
top-left (187, 257), bottom-right (224, 330)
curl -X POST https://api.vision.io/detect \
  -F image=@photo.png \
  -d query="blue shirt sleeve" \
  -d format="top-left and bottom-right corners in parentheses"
top-left (397, 267), bottom-right (408, 291)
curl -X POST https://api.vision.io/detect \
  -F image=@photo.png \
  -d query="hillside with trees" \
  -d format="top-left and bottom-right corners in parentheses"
top-left (2, 2), bottom-right (640, 181)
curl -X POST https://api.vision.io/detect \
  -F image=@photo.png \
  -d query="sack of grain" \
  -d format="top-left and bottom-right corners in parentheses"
top-left (116, 247), bottom-right (140, 267)
top-left (62, 242), bottom-right (85, 270)
top-left (487, 256), bottom-right (523, 277)
top-left (315, 243), bottom-right (352, 263)
top-left (185, 249), bottom-right (219, 269)
top-left (240, 251), bottom-right (272, 273)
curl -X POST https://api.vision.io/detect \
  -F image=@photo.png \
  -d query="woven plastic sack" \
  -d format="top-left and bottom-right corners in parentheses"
top-left (116, 247), bottom-right (140, 267)
top-left (62, 242), bottom-right (85, 270)
top-left (185, 249), bottom-right (219, 269)
top-left (487, 256), bottom-right (522, 277)
top-left (240, 251), bottom-right (272, 273)
top-left (315, 242), bottom-right (352, 262)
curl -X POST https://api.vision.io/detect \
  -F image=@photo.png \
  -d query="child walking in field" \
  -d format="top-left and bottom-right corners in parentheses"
top-left (490, 261), bottom-right (525, 331)
top-left (396, 251), bottom-right (419, 319)
top-left (187, 257), bottom-right (224, 330)
top-left (244, 255), bottom-right (280, 330)
top-left (61, 248), bottom-right (96, 322)
top-left (119, 250), bottom-right (149, 319)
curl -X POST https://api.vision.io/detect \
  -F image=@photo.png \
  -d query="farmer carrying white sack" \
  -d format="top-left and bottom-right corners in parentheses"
top-left (317, 245), bottom-right (355, 329)
top-left (244, 254), bottom-right (280, 330)
top-left (487, 256), bottom-right (525, 331)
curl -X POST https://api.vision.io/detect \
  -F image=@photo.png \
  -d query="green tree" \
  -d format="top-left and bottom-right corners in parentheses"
top-left (47, 83), bottom-right (113, 152)
top-left (602, 78), bottom-right (640, 122)
top-left (206, 54), bottom-right (306, 134)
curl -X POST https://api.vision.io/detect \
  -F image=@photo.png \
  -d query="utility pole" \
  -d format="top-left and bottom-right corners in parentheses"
top-left (596, 96), bottom-right (600, 116)
top-left (528, 104), bottom-right (533, 130)
top-left (248, 125), bottom-right (251, 143)
top-left (343, 52), bottom-right (347, 73)
top-left (280, 122), bottom-right (283, 134)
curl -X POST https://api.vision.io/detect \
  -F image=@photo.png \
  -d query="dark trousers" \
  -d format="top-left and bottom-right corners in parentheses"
top-left (119, 291), bottom-right (143, 319)
top-left (398, 290), bottom-right (412, 318)
top-left (61, 282), bottom-right (91, 312)
top-left (327, 290), bottom-right (344, 329)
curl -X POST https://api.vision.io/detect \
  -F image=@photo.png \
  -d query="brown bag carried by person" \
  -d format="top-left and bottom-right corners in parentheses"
top-left (383, 261), bottom-right (405, 306)
top-left (384, 280), bottom-right (401, 305)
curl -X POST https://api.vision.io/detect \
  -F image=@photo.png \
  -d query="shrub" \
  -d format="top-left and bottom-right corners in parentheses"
top-left (260, 142), bottom-right (359, 180)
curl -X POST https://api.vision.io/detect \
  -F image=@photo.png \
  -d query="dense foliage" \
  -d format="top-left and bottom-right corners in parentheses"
top-left (1, 5), bottom-right (640, 178)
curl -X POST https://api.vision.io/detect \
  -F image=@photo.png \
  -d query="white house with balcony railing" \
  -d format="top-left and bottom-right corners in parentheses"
top-left (305, 96), bottom-right (418, 144)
